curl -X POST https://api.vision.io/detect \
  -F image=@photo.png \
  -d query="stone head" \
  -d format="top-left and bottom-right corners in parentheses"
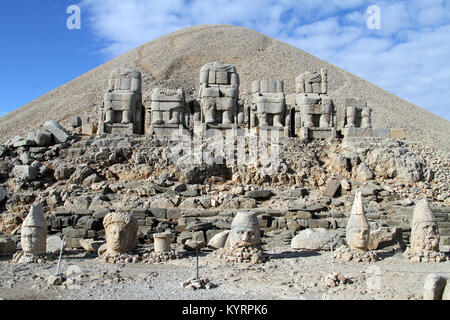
top-left (103, 212), bottom-right (138, 256)
top-left (225, 211), bottom-right (260, 248)
top-left (411, 199), bottom-right (439, 252)
top-left (21, 203), bottom-right (47, 255)
top-left (346, 191), bottom-right (370, 251)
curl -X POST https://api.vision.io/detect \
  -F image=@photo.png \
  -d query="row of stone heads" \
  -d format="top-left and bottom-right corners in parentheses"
top-left (19, 193), bottom-right (443, 263)
top-left (98, 63), bottom-right (372, 134)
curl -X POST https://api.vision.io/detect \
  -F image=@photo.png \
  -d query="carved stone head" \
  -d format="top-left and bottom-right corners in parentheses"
top-left (346, 191), bottom-right (370, 251)
top-left (103, 212), bottom-right (138, 256)
top-left (225, 211), bottom-right (260, 248)
top-left (21, 203), bottom-right (47, 255)
top-left (410, 199), bottom-right (439, 253)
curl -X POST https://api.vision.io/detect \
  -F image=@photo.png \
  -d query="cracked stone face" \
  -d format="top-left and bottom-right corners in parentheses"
top-left (225, 211), bottom-right (260, 248)
top-left (104, 213), bottom-right (138, 256)
top-left (410, 199), bottom-right (439, 253)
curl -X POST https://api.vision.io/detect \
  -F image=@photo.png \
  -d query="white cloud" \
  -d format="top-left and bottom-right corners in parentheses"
top-left (80, 0), bottom-right (450, 120)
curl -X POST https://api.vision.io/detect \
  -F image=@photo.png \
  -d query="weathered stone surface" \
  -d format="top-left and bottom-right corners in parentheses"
top-left (150, 208), bottom-right (167, 219)
top-left (12, 165), bottom-right (38, 181)
top-left (291, 228), bottom-right (343, 251)
top-left (443, 282), bottom-right (450, 300)
top-left (245, 190), bottom-right (272, 199)
top-left (423, 274), bottom-right (447, 300)
top-left (63, 227), bottom-right (87, 238)
top-left (368, 227), bottom-right (401, 250)
top-left (71, 116), bottom-right (81, 128)
top-left (323, 180), bottom-right (341, 197)
top-left (34, 129), bottom-right (53, 147)
top-left (0, 236), bottom-right (16, 256)
top-left (43, 120), bottom-right (70, 143)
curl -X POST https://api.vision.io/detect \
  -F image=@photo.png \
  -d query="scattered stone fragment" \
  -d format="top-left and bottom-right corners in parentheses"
top-left (181, 278), bottom-right (217, 290)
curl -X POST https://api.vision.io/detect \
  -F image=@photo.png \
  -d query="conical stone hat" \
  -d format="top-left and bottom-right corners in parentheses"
top-left (231, 211), bottom-right (259, 229)
top-left (22, 203), bottom-right (46, 228)
top-left (346, 190), bottom-right (369, 230)
top-left (412, 199), bottom-right (436, 225)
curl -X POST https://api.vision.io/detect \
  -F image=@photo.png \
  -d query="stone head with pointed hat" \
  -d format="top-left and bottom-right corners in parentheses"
top-left (410, 199), bottom-right (439, 253)
top-left (225, 211), bottom-right (260, 248)
top-left (21, 203), bottom-right (47, 255)
top-left (103, 212), bottom-right (138, 256)
top-left (346, 191), bottom-right (370, 251)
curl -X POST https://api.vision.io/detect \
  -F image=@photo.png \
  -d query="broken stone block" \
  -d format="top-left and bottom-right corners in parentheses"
top-left (150, 208), bottom-right (167, 219)
top-left (43, 120), bottom-right (70, 143)
top-left (245, 190), bottom-right (273, 199)
top-left (0, 236), bottom-right (16, 256)
top-left (71, 116), bottom-right (81, 128)
top-left (390, 129), bottom-right (406, 139)
top-left (368, 227), bottom-right (401, 250)
top-left (323, 180), bottom-right (341, 197)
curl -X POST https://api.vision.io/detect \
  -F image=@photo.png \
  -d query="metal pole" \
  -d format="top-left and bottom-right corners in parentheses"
top-left (196, 248), bottom-right (199, 280)
top-left (56, 237), bottom-right (65, 276)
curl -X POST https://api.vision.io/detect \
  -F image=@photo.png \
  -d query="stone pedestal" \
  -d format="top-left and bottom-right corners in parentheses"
top-left (250, 126), bottom-right (289, 138)
top-left (150, 124), bottom-right (189, 141)
top-left (153, 233), bottom-right (172, 253)
top-left (296, 127), bottom-right (336, 141)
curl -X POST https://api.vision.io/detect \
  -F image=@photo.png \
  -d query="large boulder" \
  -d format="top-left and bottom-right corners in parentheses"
top-left (291, 228), bottom-right (344, 251)
top-left (34, 129), bottom-right (53, 147)
top-left (0, 213), bottom-right (23, 234)
top-left (43, 120), bottom-right (70, 144)
top-left (365, 147), bottom-right (424, 182)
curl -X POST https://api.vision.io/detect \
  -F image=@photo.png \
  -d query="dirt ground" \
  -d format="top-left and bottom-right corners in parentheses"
top-left (1, 237), bottom-right (449, 301)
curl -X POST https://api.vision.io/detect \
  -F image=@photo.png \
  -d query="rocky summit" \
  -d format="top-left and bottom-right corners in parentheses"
top-left (0, 25), bottom-right (449, 301)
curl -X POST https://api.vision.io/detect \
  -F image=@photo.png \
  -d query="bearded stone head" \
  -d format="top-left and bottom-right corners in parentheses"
top-left (103, 212), bottom-right (138, 256)
top-left (346, 191), bottom-right (370, 251)
top-left (225, 211), bottom-right (260, 248)
top-left (410, 199), bottom-right (439, 253)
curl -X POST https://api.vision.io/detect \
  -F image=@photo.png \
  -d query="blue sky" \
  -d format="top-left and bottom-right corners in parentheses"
top-left (1, 0), bottom-right (449, 120)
